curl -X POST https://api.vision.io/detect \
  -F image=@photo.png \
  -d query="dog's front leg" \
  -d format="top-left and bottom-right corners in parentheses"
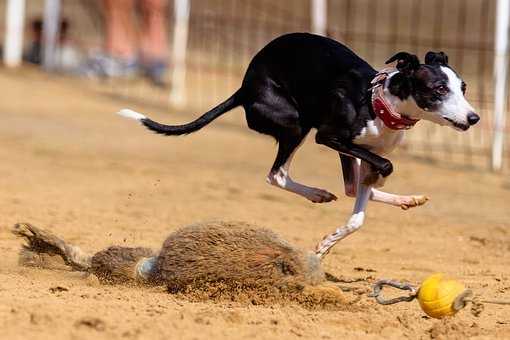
top-left (340, 154), bottom-right (428, 210)
top-left (315, 161), bottom-right (373, 258)
top-left (317, 134), bottom-right (393, 185)
top-left (370, 189), bottom-right (428, 210)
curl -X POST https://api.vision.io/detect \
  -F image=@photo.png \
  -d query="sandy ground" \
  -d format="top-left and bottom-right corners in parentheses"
top-left (0, 68), bottom-right (509, 340)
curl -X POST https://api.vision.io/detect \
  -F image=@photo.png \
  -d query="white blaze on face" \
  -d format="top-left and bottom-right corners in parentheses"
top-left (438, 66), bottom-right (475, 126)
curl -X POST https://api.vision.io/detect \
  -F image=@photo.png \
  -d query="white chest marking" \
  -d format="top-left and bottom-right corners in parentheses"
top-left (353, 117), bottom-right (405, 155)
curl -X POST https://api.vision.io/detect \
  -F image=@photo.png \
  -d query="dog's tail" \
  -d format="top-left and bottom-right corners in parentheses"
top-left (117, 88), bottom-right (243, 136)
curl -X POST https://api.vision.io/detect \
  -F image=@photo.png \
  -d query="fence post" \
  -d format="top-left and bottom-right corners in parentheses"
top-left (169, 0), bottom-right (190, 108)
top-left (311, 0), bottom-right (327, 36)
top-left (3, 0), bottom-right (26, 68)
top-left (492, 0), bottom-right (510, 171)
top-left (42, 0), bottom-right (61, 71)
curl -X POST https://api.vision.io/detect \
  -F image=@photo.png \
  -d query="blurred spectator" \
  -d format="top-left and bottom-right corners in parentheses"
top-left (83, 0), bottom-right (169, 87)
top-left (24, 18), bottom-right (82, 72)
top-left (24, 19), bottom-right (43, 65)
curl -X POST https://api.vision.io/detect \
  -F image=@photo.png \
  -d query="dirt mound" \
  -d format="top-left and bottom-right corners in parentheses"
top-left (171, 280), bottom-right (362, 311)
top-left (427, 319), bottom-right (483, 339)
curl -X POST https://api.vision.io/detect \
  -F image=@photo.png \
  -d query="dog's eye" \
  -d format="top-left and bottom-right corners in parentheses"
top-left (435, 85), bottom-right (449, 96)
top-left (461, 82), bottom-right (467, 95)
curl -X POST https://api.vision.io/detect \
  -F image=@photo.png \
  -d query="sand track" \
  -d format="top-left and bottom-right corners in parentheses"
top-left (0, 69), bottom-right (509, 339)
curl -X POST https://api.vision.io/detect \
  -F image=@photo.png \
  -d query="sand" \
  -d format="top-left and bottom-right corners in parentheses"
top-left (0, 68), bottom-right (509, 339)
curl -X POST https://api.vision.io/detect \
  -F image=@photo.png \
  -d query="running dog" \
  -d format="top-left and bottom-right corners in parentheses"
top-left (118, 33), bottom-right (479, 256)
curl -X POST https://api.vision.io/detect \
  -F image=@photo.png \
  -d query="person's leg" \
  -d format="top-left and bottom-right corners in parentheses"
top-left (139, 0), bottom-right (168, 60)
top-left (139, 0), bottom-right (169, 85)
top-left (102, 0), bottom-right (137, 59)
top-left (81, 0), bottom-right (138, 78)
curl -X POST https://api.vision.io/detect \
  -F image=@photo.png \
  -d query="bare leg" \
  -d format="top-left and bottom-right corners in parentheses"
top-left (267, 136), bottom-right (337, 203)
top-left (315, 162), bottom-right (372, 258)
top-left (102, 0), bottom-right (137, 59)
top-left (139, 0), bottom-right (169, 61)
top-left (340, 155), bottom-right (428, 210)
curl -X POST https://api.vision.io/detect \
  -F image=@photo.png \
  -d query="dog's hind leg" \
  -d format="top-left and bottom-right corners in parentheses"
top-left (340, 155), bottom-right (427, 209)
top-left (244, 80), bottom-right (337, 203)
top-left (267, 134), bottom-right (337, 203)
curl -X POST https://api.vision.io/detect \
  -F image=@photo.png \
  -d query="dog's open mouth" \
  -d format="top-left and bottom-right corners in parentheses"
top-left (444, 117), bottom-right (469, 131)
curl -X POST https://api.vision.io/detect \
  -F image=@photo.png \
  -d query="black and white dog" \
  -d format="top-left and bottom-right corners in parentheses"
top-left (119, 33), bottom-right (479, 257)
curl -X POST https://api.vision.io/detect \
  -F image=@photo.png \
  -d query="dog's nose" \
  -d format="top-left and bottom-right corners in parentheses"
top-left (467, 112), bottom-right (480, 126)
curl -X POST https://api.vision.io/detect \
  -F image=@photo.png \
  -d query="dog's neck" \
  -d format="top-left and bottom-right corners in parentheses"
top-left (368, 71), bottom-right (422, 131)
top-left (381, 72), bottom-right (429, 123)
top-left (352, 71), bottom-right (424, 155)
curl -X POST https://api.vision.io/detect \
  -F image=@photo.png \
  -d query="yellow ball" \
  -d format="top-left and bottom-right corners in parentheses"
top-left (417, 273), bottom-right (466, 319)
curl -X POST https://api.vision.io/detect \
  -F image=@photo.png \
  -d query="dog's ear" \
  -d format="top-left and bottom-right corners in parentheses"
top-left (385, 52), bottom-right (420, 75)
top-left (424, 51), bottom-right (449, 66)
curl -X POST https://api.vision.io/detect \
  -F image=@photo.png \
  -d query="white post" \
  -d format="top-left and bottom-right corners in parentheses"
top-left (42, 0), bottom-right (61, 71)
top-left (3, 0), bottom-right (26, 67)
top-left (169, 0), bottom-right (191, 108)
top-left (311, 0), bottom-right (327, 36)
top-left (492, 0), bottom-right (510, 171)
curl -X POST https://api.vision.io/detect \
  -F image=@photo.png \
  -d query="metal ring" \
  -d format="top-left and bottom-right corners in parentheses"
top-left (370, 279), bottom-right (418, 305)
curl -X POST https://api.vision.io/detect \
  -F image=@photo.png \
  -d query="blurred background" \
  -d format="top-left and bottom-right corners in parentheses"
top-left (0, 0), bottom-right (508, 172)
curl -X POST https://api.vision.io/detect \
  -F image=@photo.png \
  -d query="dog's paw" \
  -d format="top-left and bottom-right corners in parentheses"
top-left (400, 195), bottom-right (429, 210)
top-left (305, 188), bottom-right (338, 203)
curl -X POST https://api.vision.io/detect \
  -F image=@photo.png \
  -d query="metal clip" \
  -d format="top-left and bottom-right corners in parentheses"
top-left (370, 279), bottom-right (418, 305)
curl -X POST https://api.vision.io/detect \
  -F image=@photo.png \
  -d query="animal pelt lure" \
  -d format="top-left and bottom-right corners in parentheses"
top-left (12, 222), bottom-right (351, 307)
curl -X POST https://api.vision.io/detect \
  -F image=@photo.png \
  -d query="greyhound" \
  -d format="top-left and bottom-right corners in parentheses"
top-left (118, 33), bottom-right (479, 256)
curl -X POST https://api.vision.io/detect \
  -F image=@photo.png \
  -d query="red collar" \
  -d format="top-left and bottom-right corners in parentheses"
top-left (370, 69), bottom-right (420, 130)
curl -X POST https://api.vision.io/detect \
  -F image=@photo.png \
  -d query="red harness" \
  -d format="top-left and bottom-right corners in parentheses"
top-left (370, 69), bottom-right (420, 130)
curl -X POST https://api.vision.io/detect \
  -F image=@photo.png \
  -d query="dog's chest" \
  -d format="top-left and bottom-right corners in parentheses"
top-left (353, 118), bottom-right (405, 155)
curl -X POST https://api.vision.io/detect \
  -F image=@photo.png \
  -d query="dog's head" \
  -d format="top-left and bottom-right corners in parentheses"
top-left (384, 51), bottom-right (479, 131)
